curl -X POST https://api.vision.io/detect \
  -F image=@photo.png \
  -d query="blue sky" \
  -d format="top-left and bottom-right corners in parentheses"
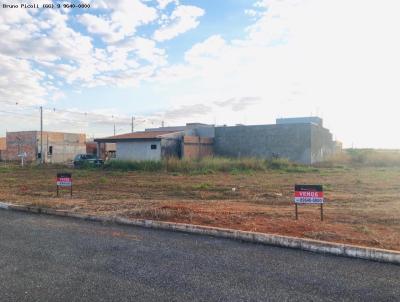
top-left (1, 0), bottom-right (400, 148)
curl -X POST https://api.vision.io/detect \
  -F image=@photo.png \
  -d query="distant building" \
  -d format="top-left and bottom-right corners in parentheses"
top-left (2, 131), bottom-right (86, 163)
top-left (95, 124), bottom-right (214, 161)
top-left (333, 140), bottom-right (343, 153)
top-left (95, 131), bottom-right (182, 161)
top-left (95, 117), bottom-right (337, 164)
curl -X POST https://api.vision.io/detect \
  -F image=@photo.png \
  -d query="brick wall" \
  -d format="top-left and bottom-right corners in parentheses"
top-left (182, 136), bottom-right (214, 159)
top-left (86, 142), bottom-right (97, 155)
top-left (4, 132), bottom-right (38, 161)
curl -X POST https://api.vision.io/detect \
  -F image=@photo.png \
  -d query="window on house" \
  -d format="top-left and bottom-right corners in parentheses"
top-left (151, 144), bottom-right (157, 150)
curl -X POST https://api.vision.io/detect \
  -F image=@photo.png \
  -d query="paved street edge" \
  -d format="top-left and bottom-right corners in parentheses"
top-left (1, 201), bottom-right (399, 265)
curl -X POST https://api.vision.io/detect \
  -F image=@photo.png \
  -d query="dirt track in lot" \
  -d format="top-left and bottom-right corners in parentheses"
top-left (0, 164), bottom-right (399, 250)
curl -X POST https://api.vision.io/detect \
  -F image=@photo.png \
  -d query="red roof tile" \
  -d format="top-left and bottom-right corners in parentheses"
top-left (96, 131), bottom-right (176, 141)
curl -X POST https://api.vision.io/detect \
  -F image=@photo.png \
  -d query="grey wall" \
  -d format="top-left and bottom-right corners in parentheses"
top-left (276, 117), bottom-right (323, 127)
top-left (310, 125), bottom-right (334, 164)
top-left (214, 123), bottom-right (335, 164)
top-left (194, 126), bottom-right (215, 138)
top-left (214, 124), bottom-right (313, 164)
top-left (116, 141), bottom-right (161, 161)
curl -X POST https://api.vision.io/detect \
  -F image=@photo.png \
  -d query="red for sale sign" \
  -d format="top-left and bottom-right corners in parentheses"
top-left (57, 173), bottom-right (72, 187)
top-left (294, 185), bottom-right (324, 204)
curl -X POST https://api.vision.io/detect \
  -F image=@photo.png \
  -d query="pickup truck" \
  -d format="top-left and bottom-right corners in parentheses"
top-left (73, 154), bottom-right (104, 168)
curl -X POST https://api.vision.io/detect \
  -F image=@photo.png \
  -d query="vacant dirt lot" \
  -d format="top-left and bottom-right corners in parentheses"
top-left (0, 164), bottom-right (399, 251)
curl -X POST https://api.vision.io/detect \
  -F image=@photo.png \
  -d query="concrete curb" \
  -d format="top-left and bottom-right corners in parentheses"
top-left (1, 201), bottom-right (399, 265)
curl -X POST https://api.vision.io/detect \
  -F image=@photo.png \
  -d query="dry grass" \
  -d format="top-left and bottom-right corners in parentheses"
top-left (0, 162), bottom-right (399, 250)
top-left (102, 157), bottom-right (314, 173)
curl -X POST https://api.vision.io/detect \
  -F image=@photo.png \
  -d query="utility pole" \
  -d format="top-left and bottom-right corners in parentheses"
top-left (40, 106), bottom-right (43, 164)
top-left (161, 120), bottom-right (165, 128)
top-left (131, 116), bottom-right (135, 133)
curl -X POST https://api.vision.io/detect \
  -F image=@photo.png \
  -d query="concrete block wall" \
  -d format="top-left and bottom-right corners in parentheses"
top-left (277, 116), bottom-right (323, 127)
top-left (310, 125), bottom-right (334, 163)
top-left (193, 126), bottom-right (215, 138)
top-left (214, 124), bottom-right (313, 164)
top-left (214, 123), bottom-right (335, 164)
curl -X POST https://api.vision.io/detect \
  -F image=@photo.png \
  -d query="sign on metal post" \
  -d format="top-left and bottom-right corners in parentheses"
top-left (294, 185), bottom-right (324, 221)
top-left (57, 173), bottom-right (72, 197)
top-left (18, 152), bottom-right (27, 167)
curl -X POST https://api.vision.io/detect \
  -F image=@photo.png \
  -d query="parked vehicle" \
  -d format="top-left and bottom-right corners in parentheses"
top-left (73, 154), bottom-right (104, 168)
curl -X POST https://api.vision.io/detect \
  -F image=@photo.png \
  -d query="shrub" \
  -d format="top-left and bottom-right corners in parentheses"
top-left (322, 149), bottom-right (400, 167)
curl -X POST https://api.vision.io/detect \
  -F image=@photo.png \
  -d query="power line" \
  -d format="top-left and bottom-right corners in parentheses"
top-left (0, 110), bottom-right (38, 118)
top-left (0, 98), bottom-right (158, 125)
top-left (0, 99), bottom-right (167, 138)
top-left (0, 100), bottom-right (132, 123)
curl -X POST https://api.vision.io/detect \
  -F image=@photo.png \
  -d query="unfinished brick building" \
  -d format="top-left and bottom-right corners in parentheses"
top-left (3, 131), bottom-right (86, 163)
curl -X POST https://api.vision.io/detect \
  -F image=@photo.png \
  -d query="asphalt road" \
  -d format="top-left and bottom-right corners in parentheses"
top-left (0, 210), bottom-right (398, 302)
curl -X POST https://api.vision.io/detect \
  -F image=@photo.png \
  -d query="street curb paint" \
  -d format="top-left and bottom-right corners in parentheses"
top-left (0, 201), bottom-right (399, 265)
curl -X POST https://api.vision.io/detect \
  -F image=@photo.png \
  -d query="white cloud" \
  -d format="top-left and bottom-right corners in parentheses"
top-left (79, 0), bottom-right (157, 43)
top-left (78, 14), bottom-right (122, 42)
top-left (116, 37), bottom-right (167, 66)
top-left (157, 0), bottom-right (178, 9)
top-left (89, 0), bottom-right (109, 9)
top-left (0, 54), bottom-right (47, 105)
top-left (184, 35), bottom-right (228, 63)
top-left (215, 97), bottom-right (261, 112)
top-left (244, 9), bottom-right (259, 17)
top-left (163, 104), bottom-right (212, 120)
top-left (153, 5), bottom-right (204, 42)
